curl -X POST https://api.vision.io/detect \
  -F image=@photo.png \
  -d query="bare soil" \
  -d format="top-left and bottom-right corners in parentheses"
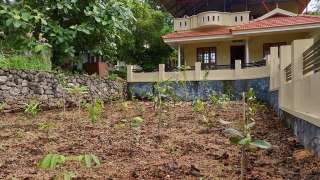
top-left (0, 101), bottom-right (319, 180)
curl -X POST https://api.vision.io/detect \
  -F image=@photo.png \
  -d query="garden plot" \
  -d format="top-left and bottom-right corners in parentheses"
top-left (0, 100), bottom-right (319, 179)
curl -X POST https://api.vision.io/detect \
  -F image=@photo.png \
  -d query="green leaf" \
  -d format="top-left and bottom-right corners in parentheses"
top-left (224, 128), bottom-right (243, 137)
top-left (84, 154), bottom-right (92, 168)
top-left (131, 117), bottom-right (144, 128)
top-left (246, 122), bottom-right (256, 130)
top-left (38, 154), bottom-right (66, 169)
top-left (13, 21), bottom-right (22, 28)
top-left (5, 19), bottom-right (12, 26)
top-left (250, 140), bottom-right (272, 149)
top-left (239, 137), bottom-right (252, 145)
top-left (62, 171), bottom-right (76, 180)
top-left (229, 136), bottom-right (241, 145)
top-left (77, 154), bottom-right (101, 168)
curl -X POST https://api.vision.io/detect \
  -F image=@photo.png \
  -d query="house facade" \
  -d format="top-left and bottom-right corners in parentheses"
top-left (161, 0), bottom-right (320, 70)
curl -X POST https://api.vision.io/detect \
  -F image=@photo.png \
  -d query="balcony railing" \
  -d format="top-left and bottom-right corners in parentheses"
top-left (174, 11), bottom-right (250, 31)
top-left (242, 60), bottom-right (267, 68)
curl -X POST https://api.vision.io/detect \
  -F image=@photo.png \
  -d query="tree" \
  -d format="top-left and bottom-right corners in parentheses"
top-left (0, 0), bottom-right (135, 67)
top-left (117, 0), bottom-right (174, 71)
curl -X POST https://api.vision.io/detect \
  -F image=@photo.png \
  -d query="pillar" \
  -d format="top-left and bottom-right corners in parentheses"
top-left (127, 65), bottom-right (133, 82)
top-left (245, 38), bottom-right (250, 64)
top-left (178, 44), bottom-right (181, 68)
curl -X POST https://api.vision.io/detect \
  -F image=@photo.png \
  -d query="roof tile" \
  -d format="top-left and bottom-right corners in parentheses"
top-left (163, 15), bottom-right (320, 39)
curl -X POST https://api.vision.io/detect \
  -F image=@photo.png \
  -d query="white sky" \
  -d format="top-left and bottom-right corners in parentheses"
top-left (308, 0), bottom-right (319, 12)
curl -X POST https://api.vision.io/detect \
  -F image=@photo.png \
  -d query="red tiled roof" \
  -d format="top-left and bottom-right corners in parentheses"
top-left (162, 27), bottom-right (232, 39)
top-left (163, 15), bottom-right (320, 39)
top-left (233, 15), bottom-right (320, 31)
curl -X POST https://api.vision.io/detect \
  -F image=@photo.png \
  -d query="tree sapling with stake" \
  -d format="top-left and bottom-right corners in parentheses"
top-left (220, 89), bottom-right (271, 180)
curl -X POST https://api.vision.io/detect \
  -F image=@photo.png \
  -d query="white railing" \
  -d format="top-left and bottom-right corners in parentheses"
top-left (174, 11), bottom-right (250, 31)
top-left (127, 60), bottom-right (269, 83)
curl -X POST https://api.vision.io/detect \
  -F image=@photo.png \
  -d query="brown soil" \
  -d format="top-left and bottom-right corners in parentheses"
top-left (0, 101), bottom-right (319, 180)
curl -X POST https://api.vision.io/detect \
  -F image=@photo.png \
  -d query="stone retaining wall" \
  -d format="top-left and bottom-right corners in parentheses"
top-left (128, 77), bottom-right (270, 102)
top-left (0, 68), bottom-right (126, 112)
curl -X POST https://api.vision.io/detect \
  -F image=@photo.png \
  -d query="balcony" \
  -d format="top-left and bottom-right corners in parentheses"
top-left (174, 11), bottom-right (250, 31)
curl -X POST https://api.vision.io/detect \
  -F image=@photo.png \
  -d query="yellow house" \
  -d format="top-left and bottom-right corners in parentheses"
top-left (160, 0), bottom-right (320, 70)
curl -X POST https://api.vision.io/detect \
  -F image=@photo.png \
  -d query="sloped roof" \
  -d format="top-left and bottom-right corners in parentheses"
top-left (234, 15), bottom-right (320, 31)
top-left (162, 27), bottom-right (232, 39)
top-left (163, 15), bottom-right (320, 40)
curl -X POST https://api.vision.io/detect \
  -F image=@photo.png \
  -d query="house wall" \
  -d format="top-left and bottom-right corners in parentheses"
top-left (182, 32), bottom-right (309, 66)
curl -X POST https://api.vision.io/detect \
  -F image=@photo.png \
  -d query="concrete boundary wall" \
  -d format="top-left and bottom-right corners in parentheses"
top-left (269, 38), bottom-right (320, 155)
top-left (269, 39), bottom-right (320, 127)
top-left (127, 61), bottom-right (269, 83)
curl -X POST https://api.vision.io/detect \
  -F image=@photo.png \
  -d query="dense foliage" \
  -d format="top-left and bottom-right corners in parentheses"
top-left (117, 0), bottom-right (174, 70)
top-left (0, 0), bottom-right (174, 71)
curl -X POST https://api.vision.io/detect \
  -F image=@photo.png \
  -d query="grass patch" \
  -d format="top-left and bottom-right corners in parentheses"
top-left (0, 54), bottom-right (51, 71)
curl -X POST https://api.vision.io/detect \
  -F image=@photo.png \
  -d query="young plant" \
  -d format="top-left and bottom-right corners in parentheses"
top-left (209, 91), bottom-right (219, 106)
top-left (38, 153), bottom-right (101, 179)
top-left (57, 71), bottom-right (68, 118)
top-left (177, 65), bottom-right (190, 101)
top-left (86, 98), bottom-right (104, 124)
top-left (38, 122), bottom-right (56, 137)
top-left (77, 154), bottom-right (101, 168)
top-left (24, 99), bottom-right (40, 118)
top-left (38, 154), bottom-right (66, 169)
top-left (153, 81), bottom-right (170, 136)
top-left (193, 99), bottom-right (205, 113)
top-left (130, 116), bottom-right (144, 145)
top-left (64, 85), bottom-right (88, 120)
top-left (221, 90), bottom-right (271, 180)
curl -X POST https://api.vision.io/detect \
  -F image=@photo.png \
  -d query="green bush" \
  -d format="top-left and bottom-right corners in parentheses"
top-left (0, 54), bottom-right (51, 71)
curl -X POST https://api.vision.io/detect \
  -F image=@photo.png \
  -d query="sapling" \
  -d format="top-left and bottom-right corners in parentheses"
top-left (24, 99), bottom-right (40, 118)
top-left (153, 81), bottom-right (171, 137)
top-left (76, 154), bottom-right (101, 168)
top-left (129, 87), bottom-right (145, 115)
top-left (64, 85), bottom-right (88, 120)
top-left (221, 90), bottom-right (271, 180)
top-left (177, 65), bottom-right (190, 101)
top-left (130, 116), bottom-right (144, 147)
top-left (38, 121), bottom-right (56, 137)
top-left (192, 99), bottom-right (205, 113)
top-left (38, 153), bottom-right (101, 179)
top-left (57, 71), bottom-right (68, 119)
top-left (86, 98), bottom-right (104, 124)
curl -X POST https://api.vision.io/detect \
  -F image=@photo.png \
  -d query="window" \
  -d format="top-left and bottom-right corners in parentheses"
top-left (212, 16), bottom-right (215, 21)
top-left (218, 16), bottom-right (220, 21)
top-left (202, 16), bottom-right (205, 22)
top-left (235, 16), bottom-right (238, 22)
top-left (179, 22), bottom-right (182, 27)
top-left (207, 16), bottom-right (210, 21)
top-left (197, 47), bottom-right (217, 64)
top-left (185, 21), bottom-right (187, 26)
top-left (240, 16), bottom-right (243, 21)
top-left (263, 42), bottom-right (287, 58)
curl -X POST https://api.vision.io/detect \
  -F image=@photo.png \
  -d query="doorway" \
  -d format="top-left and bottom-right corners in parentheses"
top-left (230, 45), bottom-right (245, 69)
